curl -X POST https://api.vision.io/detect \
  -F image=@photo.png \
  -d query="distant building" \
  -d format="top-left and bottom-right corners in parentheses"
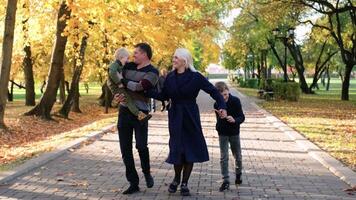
top-left (205, 64), bottom-right (228, 74)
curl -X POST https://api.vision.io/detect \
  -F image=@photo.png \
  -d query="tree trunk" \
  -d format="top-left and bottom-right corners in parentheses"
top-left (7, 89), bottom-right (11, 102)
top-left (23, 45), bottom-right (36, 106)
top-left (321, 72), bottom-right (326, 87)
top-left (98, 83), bottom-right (113, 108)
top-left (84, 82), bottom-right (89, 93)
top-left (104, 85), bottom-right (110, 114)
top-left (268, 39), bottom-right (288, 81)
top-left (268, 65), bottom-right (272, 79)
top-left (8, 81), bottom-right (14, 102)
top-left (59, 74), bottom-right (66, 104)
top-left (22, 2), bottom-right (35, 106)
top-left (58, 35), bottom-right (88, 118)
top-left (0, 0), bottom-right (18, 129)
top-left (65, 81), bottom-right (70, 94)
top-left (251, 54), bottom-right (255, 78)
top-left (286, 42), bottom-right (312, 94)
top-left (341, 64), bottom-right (353, 100)
top-left (40, 80), bottom-right (46, 93)
top-left (25, 1), bottom-right (71, 119)
top-left (71, 82), bottom-right (81, 113)
top-left (326, 66), bottom-right (330, 91)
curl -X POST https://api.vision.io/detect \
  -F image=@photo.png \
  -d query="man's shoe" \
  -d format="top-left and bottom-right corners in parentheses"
top-left (122, 185), bottom-right (140, 194)
top-left (180, 183), bottom-right (191, 196)
top-left (144, 173), bottom-right (154, 188)
top-left (168, 180), bottom-right (179, 193)
top-left (235, 173), bottom-right (242, 185)
top-left (219, 181), bottom-right (230, 192)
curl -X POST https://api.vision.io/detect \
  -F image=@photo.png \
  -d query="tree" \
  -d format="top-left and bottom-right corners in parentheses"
top-left (22, 0), bottom-right (36, 106)
top-left (303, 30), bottom-right (339, 92)
top-left (25, 0), bottom-right (72, 119)
top-left (294, 0), bottom-right (356, 100)
top-left (58, 19), bottom-right (92, 118)
top-left (0, 0), bottom-right (18, 129)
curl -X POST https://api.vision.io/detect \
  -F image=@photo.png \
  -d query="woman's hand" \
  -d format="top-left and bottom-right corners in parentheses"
top-left (114, 93), bottom-right (126, 103)
top-left (215, 109), bottom-right (227, 119)
top-left (219, 109), bottom-right (227, 118)
top-left (226, 116), bottom-right (235, 123)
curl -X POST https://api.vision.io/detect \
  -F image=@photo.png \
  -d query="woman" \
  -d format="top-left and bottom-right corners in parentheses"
top-left (146, 48), bottom-right (227, 196)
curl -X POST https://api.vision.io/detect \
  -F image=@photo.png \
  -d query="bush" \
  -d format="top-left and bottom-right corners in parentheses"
top-left (239, 79), bottom-right (247, 87)
top-left (245, 78), bottom-right (259, 88)
top-left (272, 81), bottom-right (300, 101)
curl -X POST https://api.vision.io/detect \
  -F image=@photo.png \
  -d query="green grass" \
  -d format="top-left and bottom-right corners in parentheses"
top-left (234, 78), bottom-right (356, 103)
top-left (303, 78), bottom-right (356, 102)
top-left (10, 82), bottom-right (104, 100)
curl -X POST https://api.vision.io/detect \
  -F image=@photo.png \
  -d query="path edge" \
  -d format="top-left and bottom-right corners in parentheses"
top-left (0, 123), bottom-right (116, 185)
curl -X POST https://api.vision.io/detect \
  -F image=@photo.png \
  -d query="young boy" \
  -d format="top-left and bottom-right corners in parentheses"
top-left (107, 48), bottom-right (151, 122)
top-left (214, 81), bottom-right (245, 192)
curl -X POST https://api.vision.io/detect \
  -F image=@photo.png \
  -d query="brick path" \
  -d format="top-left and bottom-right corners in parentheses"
top-left (0, 84), bottom-right (354, 200)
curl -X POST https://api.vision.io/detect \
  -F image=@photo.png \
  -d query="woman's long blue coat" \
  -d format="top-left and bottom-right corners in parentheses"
top-left (148, 69), bottom-right (226, 164)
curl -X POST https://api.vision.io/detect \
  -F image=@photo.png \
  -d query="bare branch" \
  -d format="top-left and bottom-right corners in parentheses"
top-left (298, 19), bottom-right (332, 31)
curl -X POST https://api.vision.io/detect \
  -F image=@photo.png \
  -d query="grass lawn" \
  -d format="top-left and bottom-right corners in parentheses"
top-left (233, 78), bottom-right (356, 171)
top-left (0, 82), bottom-right (117, 171)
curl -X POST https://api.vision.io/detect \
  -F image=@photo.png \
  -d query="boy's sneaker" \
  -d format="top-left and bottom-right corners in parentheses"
top-left (180, 183), bottom-right (191, 196)
top-left (235, 173), bottom-right (242, 185)
top-left (219, 181), bottom-right (230, 192)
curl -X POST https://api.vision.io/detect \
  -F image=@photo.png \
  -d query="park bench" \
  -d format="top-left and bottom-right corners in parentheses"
top-left (257, 89), bottom-right (274, 100)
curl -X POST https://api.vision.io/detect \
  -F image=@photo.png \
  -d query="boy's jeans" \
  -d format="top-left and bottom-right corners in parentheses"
top-left (219, 135), bottom-right (242, 183)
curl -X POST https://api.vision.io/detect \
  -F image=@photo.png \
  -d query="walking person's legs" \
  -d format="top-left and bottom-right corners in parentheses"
top-left (134, 116), bottom-right (154, 188)
top-left (168, 164), bottom-right (183, 193)
top-left (160, 101), bottom-right (166, 112)
top-left (230, 135), bottom-right (243, 184)
top-left (118, 109), bottom-right (140, 194)
top-left (219, 135), bottom-right (230, 191)
top-left (180, 162), bottom-right (193, 196)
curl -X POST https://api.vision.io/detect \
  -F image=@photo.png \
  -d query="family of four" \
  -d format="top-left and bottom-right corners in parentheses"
top-left (107, 43), bottom-right (245, 196)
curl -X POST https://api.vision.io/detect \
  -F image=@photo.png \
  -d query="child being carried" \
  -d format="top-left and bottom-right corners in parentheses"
top-left (107, 48), bottom-right (152, 122)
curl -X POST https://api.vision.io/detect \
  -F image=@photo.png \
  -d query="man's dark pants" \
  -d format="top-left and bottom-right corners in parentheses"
top-left (118, 106), bottom-right (150, 186)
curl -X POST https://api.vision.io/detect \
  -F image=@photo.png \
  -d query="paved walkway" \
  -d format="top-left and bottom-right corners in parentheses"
top-left (0, 83), bottom-right (354, 200)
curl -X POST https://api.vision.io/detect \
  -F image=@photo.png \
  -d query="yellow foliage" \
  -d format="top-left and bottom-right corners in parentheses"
top-left (1, 0), bottom-right (224, 82)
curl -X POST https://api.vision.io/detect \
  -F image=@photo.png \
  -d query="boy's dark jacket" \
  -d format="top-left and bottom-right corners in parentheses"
top-left (214, 94), bottom-right (245, 136)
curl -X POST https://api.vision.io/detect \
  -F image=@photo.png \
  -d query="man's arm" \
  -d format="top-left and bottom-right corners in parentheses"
top-left (126, 71), bottom-right (159, 92)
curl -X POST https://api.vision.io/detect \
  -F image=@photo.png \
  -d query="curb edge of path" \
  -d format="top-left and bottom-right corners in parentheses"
top-left (0, 123), bottom-right (116, 185)
top-left (244, 97), bottom-right (356, 188)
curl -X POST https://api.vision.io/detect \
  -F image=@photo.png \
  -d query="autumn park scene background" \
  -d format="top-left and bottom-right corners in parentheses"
top-left (0, 0), bottom-right (355, 198)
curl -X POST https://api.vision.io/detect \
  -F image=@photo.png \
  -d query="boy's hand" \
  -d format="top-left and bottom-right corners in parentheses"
top-left (226, 116), bottom-right (235, 123)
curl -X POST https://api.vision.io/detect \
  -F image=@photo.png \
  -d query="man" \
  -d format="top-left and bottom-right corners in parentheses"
top-left (114, 43), bottom-right (159, 194)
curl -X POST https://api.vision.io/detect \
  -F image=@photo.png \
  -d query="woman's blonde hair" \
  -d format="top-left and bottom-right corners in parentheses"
top-left (114, 48), bottom-right (130, 60)
top-left (174, 48), bottom-right (197, 72)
